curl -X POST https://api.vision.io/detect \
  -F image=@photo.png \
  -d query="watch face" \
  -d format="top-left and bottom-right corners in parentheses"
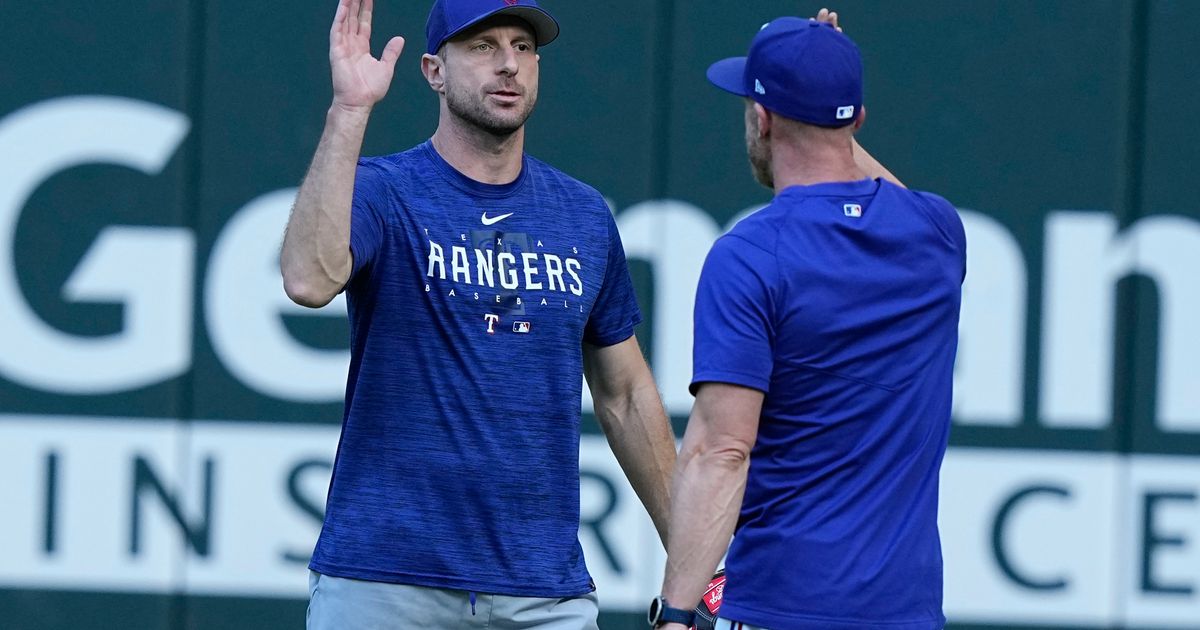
top-left (647, 596), bottom-right (663, 626)
top-left (648, 595), bottom-right (695, 627)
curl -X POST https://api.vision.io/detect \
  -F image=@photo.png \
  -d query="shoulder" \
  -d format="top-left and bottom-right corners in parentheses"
top-left (356, 145), bottom-right (428, 185)
top-left (906, 187), bottom-right (958, 218)
top-left (722, 201), bottom-right (786, 255)
top-left (708, 218), bottom-right (779, 277)
top-left (523, 155), bottom-right (608, 209)
top-left (889, 183), bottom-right (966, 249)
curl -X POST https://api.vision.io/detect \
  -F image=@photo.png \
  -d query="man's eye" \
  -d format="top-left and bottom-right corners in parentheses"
top-left (475, 43), bottom-right (493, 52)
top-left (516, 43), bottom-right (532, 52)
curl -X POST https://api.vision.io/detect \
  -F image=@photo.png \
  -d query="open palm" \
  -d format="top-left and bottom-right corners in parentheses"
top-left (329, 0), bottom-right (405, 110)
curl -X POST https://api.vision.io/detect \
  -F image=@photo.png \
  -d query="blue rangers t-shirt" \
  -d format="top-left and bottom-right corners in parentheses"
top-left (309, 141), bottom-right (641, 597)
top-left (692, 178), bottom-right (965, 629)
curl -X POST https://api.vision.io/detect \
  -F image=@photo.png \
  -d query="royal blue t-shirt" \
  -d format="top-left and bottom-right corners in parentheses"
top-left (309, 141), bottom-right (641, 597)
top-left (692, 178), bottom-right (964, 629)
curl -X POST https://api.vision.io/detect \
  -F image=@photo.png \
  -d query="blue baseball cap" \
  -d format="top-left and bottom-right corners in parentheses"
top-left (426, 0), bottom-right (560, 55)
top-left (707, 17), bottom-right (863, 128)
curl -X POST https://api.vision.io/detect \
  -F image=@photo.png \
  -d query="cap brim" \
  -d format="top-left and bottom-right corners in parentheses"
top-left (707, 57), bottom-right (749, 96)
top-left (446, 7), bottom-right (560, 50)
top-left (494, 7), bottom-right (559, 47)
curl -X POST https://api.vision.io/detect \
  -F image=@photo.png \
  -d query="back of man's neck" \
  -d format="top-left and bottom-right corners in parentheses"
top-left (431, 122), bottom-right (525, 185)
top-left (771, 145), bottom-right (868, 191)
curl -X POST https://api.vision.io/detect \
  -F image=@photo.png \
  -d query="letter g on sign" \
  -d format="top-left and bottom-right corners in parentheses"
top-left (0, 96), bottom-right (193, 394)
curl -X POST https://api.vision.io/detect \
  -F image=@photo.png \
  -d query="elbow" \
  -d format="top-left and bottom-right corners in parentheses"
top-left (278, 236), bottom-right (351, 307)
top-left (707, 445), bottom-right (752, 469)
top-left (684, 440), bottom-right (752, 471)
top-left (282, 273), bottom-right (337, 308)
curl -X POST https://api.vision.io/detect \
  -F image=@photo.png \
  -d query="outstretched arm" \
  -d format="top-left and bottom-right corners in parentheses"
top-left (584, 336), bottom-right (677, 548)
top-left (815, 7), bottom-right (907, 189)
top-left (281, 0), bottom-right (405, 307)
top-left (853, 137), bottom-right (905, 188)
top-left (657, 383), bottom-right (764, 630)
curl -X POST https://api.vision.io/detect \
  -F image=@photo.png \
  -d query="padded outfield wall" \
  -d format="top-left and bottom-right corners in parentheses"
top-left (1, 1), bottom-right (1198, 628)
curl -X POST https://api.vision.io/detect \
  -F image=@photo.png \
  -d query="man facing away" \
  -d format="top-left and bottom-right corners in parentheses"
top-left (280, 0), bottom-right (677, 627)
top-left (650, 13), bottom-right (965, 630)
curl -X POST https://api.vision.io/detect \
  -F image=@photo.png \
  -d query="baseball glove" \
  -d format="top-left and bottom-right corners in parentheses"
top-left (691, 569), bottom-right (726, 630)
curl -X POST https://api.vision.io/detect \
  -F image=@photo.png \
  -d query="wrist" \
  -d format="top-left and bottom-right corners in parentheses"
top-left (328, 101), bottom-right (373, 123)
top-left (648, 596), bottom-right (695, 628)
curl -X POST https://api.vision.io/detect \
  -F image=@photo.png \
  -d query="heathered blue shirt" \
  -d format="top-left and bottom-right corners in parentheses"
top-left (691, 178), bottom-right (964, 629)
top-left (309, 141), bottom-right (641, 597)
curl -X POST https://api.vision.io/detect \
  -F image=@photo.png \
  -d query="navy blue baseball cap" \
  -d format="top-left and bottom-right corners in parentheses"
top-left (707, 17), bottom-right (863, 128)
top-left (426, 0), bottom-right (560, 55)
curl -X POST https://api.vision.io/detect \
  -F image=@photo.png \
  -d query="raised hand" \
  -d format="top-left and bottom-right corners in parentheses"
top-left (814, 7), bottom-right (843, 32)
top-left (329, 0), bottom-right (405, 111)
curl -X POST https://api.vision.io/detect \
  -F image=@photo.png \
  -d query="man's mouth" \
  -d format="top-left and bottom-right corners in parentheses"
top-left (488, 90), bottom-right (522, 104)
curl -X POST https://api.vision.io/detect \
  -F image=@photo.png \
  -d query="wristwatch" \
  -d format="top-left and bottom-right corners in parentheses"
top-left (647, 595), bottom-right (695, 627)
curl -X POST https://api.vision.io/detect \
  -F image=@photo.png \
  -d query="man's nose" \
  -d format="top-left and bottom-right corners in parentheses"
top-left (496, 46), bottom-right (519, 76)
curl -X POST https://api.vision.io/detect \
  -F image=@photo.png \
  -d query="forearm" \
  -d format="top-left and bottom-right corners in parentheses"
top-left (280, 104), bottom-right (371, 307)
top-left (660, 444), bottom-right (748, 611)
top-left (852, 137), bottom-right (905, 188)
top-left (594, 380), bottom-right (676, 547)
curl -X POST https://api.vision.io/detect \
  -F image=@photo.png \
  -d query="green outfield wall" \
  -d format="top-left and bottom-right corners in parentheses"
top-left (1, 1), bottom-right (1198, 628)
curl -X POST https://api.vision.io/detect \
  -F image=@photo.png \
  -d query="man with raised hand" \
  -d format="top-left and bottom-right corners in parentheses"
top-left (281, 1), bottom-right (676, 627)
top-left (650, 10), bottom-right (964, 630)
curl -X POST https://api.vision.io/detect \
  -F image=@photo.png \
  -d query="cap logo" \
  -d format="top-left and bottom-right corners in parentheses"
top-left (836, 105), bottom-right (856, 120)
top-left (754, 79), bottom-right (766, 95)
top-left (504, 0), bottom-right (519, 5)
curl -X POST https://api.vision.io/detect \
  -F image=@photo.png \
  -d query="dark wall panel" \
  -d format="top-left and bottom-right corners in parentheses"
top-left (0, 1), bottom-right (193, 420)
top-left (1127, 0), bottom-right (1200, 454)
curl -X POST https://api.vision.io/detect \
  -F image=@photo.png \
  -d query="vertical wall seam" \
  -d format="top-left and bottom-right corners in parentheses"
top-left (1112, 1), bottom-right (1149, 627)
top-left (176, 0), bottom-right (209, 628)
top-left (649, 0), bottom-right (676, 202)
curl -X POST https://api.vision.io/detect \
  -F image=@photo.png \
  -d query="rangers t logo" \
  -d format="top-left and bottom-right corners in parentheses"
top-left (484, 314), bottom-right (499, 334)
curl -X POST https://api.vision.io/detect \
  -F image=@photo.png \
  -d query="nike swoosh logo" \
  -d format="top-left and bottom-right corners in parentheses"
top-left (481, 212), bottom-right (514, 226)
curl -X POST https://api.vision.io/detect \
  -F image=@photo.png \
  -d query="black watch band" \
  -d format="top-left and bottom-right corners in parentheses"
top-left (648, 596), bottom-right (695, 627)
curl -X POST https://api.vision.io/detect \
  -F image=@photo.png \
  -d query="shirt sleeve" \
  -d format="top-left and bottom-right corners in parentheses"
top-left (690, 234), bottom-right (778, 395)
top-left (583, 209), bottom-right (643, 347)
top-left (952, 206), bottom-right (967, 284)
top-left (347, 160), bottom-right (389, 283)
top-left (915, 190), bottom-right (967, 284)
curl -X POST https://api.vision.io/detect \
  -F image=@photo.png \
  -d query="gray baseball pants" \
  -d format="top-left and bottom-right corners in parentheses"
top-left (307, 571), bottom-right (600, 630)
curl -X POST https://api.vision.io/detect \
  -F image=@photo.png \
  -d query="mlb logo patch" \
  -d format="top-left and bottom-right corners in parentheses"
top-left (836, 105), bottom-right (856, 120)
top-left (843, 203), bottom-right (863, 218)
top-left (513, 322), bottom-right (532, 334)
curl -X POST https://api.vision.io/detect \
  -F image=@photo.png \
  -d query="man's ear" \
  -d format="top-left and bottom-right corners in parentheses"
top-left (853, 104), bottom-right (867, 132)
top-left (421, 53), bottom-right (446, 94)
top-left (754, 102), bottom-right (771, 138)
